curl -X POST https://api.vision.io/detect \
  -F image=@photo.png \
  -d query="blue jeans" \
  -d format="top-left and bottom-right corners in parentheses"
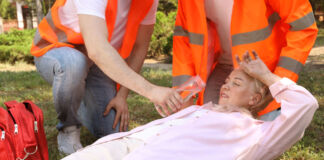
top-left (34, 47), bottom-right (120, 138)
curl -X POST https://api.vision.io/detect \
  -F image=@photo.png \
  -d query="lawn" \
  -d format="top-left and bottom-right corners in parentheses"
top-left (0, 62), bottom-right (323, 159)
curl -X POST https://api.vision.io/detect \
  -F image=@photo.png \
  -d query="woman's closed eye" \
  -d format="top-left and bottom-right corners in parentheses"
top-left (233, 82), bottom-right (240, 86)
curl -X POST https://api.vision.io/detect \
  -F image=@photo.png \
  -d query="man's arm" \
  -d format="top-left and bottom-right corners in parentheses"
top-left (103, 24), bottom-right (155, 131)
top-left (267, 0), bottom-right (318, 81)
top-left (78, 15), bottom-right (183, 117)
top-left (118, 24), bottom-right (155, 100)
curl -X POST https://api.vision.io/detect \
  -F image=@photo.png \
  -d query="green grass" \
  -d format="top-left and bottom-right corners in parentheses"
top-left (0, 63), bottom-right (323, 159)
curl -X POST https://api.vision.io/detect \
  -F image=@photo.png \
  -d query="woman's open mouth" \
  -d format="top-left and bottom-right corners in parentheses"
top-left (220, 92), bottom-right (229, 98)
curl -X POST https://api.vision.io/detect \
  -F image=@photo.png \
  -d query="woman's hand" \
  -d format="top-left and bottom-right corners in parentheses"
top-left (236, 51), bottom-right (281, 86)
top-left (235, 51), bottom-right (271, 81)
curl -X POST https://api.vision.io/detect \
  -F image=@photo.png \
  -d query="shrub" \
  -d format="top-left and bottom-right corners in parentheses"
top-left (158, 0), bottom-right (177, 14)
top-left (0, 0), bottom-right (16, 19)
top-left (147, 0), bottom-right (178, 59)
top-left (148, 11), bottom-right (176, 58)
top-left (0, 29), bottom-right (35, 64)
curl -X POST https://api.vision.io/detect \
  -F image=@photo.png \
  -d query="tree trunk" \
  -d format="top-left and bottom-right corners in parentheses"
top-left (0, 17), bottom-right (3, 34)
top-left (35, 0), bottom-right (44, 24)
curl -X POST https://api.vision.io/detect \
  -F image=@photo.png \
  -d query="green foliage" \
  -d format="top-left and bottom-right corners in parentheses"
top-left (0, 0), bottom-right (16, 19)
top-left (0, 29), bottom-right (35, 64)
top-left (147, 0), bottom-right (178, 58)
top-left (157, 0), bottom-right (177, 14)
top-left (148, 11), bottom-right (176, 58)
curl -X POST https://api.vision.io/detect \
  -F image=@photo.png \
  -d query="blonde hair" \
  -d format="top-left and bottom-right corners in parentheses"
top-left (253, 78), bottom-right (268, 98)
top-left (251, 78), bottom-right (270, 115)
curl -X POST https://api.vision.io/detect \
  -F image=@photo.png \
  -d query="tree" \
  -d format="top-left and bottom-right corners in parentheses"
top-left (16, 0), bottom-right (54, 24)
top-left (35, 0), bottom-right (43, 23)
top-left (0, 0), bottom-right (16, 19)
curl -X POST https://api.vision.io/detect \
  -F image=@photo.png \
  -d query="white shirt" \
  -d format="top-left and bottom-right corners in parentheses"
top-left (205, 0), bottom-right (234, 65)
top-left (58, 0), bottom-right (159, 49)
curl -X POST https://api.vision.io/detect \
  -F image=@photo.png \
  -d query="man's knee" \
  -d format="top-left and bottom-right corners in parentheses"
top-left (54, 47), bottom-right (90, 80)
top-left (35, 47), bottom-right (91, 84)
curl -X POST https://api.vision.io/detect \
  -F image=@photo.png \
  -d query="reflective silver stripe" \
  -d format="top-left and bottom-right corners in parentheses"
top-left (289, 12), bottom-right (315, 31)
top-left (173, 75), bottom-right (191, 87)
top-left (174, 26), bottom-right (187, 36)
top-left (277, 56), bottom-right (303, 74)
top-left (33, 29), bottom-right (51, 48)
top-left (232, 12), bottom-right (281, 46)
top-left (33, 29), bottom-right (42, 45)
top-left (45, 10), bottom-right (68, 42)
top-left (174, 26), bottom-right (204, 45)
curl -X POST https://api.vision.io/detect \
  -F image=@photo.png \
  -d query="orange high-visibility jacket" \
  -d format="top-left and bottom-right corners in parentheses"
top-left (30, 0), bottom-right (153, 59)
top-left (173, 0), bottom-right (318, 115)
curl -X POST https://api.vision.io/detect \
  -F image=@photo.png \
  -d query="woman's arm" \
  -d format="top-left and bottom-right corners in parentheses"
top-left (237, 51), bottom-right (318, 159)
top-left (258, 77), bottom-right (318, 159)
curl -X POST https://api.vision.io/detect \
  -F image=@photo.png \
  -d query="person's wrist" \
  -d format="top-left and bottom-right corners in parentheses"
top-left (117, 88), bottom-right (129, 99)
top-left (143, 83), bottom-right (156, 101)
top-left (262, 73), bottom-right (281, 86)
top-left (116, 92), bottom-right (128, 99)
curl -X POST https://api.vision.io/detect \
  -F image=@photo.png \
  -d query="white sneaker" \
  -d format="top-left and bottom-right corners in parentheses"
top-left (57, 125), bottom-right (83, 155)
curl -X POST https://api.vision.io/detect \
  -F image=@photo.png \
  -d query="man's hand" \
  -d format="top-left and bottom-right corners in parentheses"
top-left (103, 95), bottom-right (129, 132)
top-left (149, 86), bottom-right (184, 117)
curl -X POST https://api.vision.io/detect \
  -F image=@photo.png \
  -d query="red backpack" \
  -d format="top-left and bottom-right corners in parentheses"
top-left (0, 100), bottom-right (49, 160)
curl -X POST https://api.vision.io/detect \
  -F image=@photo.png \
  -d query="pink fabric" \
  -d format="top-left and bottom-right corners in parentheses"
top-left (82, 78), bottom-right (318, 160)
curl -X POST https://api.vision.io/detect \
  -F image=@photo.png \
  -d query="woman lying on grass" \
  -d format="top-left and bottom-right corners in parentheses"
top-left (63, 51), bottom-right (318, 160)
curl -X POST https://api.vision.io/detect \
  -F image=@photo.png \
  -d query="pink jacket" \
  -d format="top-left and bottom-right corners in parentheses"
top-left (90, 78), bottom-right (318, 160)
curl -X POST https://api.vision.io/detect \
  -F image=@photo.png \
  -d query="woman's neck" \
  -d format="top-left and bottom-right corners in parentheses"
top-left (207, 104), bottom-right (254, 118)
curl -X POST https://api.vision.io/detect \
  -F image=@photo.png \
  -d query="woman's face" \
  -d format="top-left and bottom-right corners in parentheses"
top-left (218, 69), bottom-right (257, 108)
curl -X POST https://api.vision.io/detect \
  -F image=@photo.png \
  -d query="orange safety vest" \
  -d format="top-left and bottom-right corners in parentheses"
top-left (30, 0), bottom-right (154, 59)
top-left (173, 0), bottom-right (318, 115)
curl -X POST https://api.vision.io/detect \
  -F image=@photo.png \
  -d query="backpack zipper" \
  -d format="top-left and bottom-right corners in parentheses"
top-left (1, 129), bottom-right (5, 140)
top-left (23, 102), bottom-right (39, 133)
top-left (7, 110), bottom-right (18, 134)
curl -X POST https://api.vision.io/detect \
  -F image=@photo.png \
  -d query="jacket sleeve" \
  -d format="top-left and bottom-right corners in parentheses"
top-left (268, 0), bottom-right (318, 81)
top-left (172, 0), bottom-right (196, 87)
top-left (257, 78), bottom-right (318, 159)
